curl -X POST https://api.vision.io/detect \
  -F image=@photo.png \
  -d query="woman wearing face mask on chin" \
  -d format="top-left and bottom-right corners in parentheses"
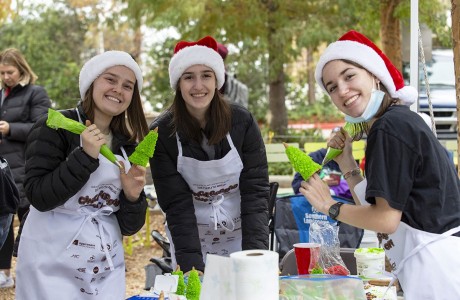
top-left (300, 30), bottom-right (460, 299)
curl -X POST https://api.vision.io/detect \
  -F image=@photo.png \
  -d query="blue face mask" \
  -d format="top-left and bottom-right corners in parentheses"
top-left (344, 86), bottom-right (385, 124)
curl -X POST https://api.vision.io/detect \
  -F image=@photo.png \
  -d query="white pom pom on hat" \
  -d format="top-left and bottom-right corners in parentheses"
top-left (315, 30), bottom-right (418, 105)
top-left (168, 36), bottom-right (225, 90)
top-left (79, 50), bottom-right (143, 100)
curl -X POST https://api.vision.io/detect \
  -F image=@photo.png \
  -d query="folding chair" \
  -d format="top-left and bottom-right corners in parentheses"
top-left (273, 194), bottom-right (363, 261)
top-left (268, 182), bottom-right (279, 251)
top-left (340, 247), bottom-right (358, 275)
top-left (279, 248), bottom-right (297, 276)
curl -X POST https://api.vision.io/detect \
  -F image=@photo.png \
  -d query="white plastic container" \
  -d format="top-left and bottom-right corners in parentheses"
top-left (354, 248), bottom-right (385, 278)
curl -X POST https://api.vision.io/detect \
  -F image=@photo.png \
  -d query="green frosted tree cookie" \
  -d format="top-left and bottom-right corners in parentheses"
top-left (284, 143), bottom-right (321, 180)
top-left (185, 267), bottom-right (201, 300)
top-left (171, 265), bottom-right (186, 296)
top-left (128, 128), bottom-right (158, 167)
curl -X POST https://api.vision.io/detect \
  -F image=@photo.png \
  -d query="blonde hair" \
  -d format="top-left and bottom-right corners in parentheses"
top-left (0, 48), bottom-right (38, 85)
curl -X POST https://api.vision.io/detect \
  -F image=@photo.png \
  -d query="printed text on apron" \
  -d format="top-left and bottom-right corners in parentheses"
top-left (166, 133), bottom-right (244, 270)
top-left (16, 111), bottom-right (131, 300)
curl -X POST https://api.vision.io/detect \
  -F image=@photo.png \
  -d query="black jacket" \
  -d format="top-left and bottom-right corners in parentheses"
top-left (150, 104), bottom-right (269, 272)
top-left (24, 106), bottom-right (147, 235)
top-left (0, 84), bottom-right (51, 207)
top-left (0, 156), bottom-right (19, 215)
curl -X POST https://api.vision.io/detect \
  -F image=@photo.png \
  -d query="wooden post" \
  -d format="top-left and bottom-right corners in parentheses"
top-left (452, 0), bottom-right (460, 176)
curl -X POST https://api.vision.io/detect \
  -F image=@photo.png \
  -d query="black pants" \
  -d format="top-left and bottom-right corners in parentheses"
top-left (0, 206), bottom-right (28, 269)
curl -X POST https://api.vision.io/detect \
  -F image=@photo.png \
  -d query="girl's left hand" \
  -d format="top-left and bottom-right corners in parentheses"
top-left (299, 173), bottom-right (336, 215)
top-left (119, 161), bottom-right (146, 202)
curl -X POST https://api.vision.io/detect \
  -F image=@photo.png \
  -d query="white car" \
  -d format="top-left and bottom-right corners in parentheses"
top-left (417, 49), bottom-right (457, 139)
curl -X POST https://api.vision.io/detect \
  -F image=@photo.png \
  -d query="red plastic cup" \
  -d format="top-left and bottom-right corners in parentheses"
top-left (293, 243), bottom-right (321, 275)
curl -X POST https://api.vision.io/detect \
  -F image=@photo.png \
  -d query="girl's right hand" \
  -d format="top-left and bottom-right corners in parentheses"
top-left (327, 127), bottom-right (355, 166)
top-left (81, 120), bottom-right (106, 159)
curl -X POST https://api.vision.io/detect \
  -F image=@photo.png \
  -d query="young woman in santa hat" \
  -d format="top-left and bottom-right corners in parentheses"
top-left (300, 30), bottom-right (460, 298)
top-left (149, 36), bottom-right (269, 274)
top-left (15, 51), bottom-right (149, 299)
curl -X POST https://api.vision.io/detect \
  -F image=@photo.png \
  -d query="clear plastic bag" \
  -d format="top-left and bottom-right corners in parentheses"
top-left (309, 221), bottom-right (350, 275)
top-left (279, 275), bottom-right (365, 300)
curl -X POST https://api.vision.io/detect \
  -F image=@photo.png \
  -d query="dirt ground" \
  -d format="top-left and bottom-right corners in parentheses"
top-left (0, 210), bottom-right (166, 299)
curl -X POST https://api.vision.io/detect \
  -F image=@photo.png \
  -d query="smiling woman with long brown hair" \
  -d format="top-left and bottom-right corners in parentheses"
top-left (150, 36), bottom-right (269, 275)
top-left (15, 50), bottom-right (148, 299)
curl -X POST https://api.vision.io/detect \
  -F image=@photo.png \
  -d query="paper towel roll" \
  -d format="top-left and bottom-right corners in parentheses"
top-left (230, 250), bottom-right (279, 300)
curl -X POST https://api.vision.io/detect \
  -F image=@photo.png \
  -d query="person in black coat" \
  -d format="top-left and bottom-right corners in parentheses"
top-left (15, 51), bottom-right (149, 299)
top-left (150, 36), bottom-right (269, 274)
top-left (0, 156), bottom-right (19, 250)
top-left (0, 48), bottom-right (51, 288)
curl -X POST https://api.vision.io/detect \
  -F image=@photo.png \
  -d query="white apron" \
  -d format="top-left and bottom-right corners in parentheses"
top-left (166, 133), bottom-right (244, 270)
top-left (381, 222), bottom-right (460, 299)
top-left (16, 131), bottom-right (130, 299)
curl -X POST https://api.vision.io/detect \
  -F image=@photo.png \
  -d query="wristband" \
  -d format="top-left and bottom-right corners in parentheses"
top-left (343, 167), bottom-right (361, 180)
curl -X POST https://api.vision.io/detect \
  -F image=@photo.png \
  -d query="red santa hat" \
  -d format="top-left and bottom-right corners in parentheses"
top-left (315, 30), bottom-right (417, 105)
top-left (169, 36), bottom-right (225, 90)
top-left (79, 51), bottom-right (143, 100)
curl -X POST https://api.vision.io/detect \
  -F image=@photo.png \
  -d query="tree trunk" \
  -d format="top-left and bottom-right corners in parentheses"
top-left (307, 48), bottom-right (316, 105)
top-left (380, 0), bottom-right (402, 72)
top-left (268, 41), bottom-right (287, 136)
top-left (451, 0), bottom-right (460, 175)
top-left (131, 26), bottom-right (143, 63)
top-left (266, 1), bottom-right (287, 137)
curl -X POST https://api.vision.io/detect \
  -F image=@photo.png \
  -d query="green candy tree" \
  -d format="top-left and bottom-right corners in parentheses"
top-left (128, 128), bottom-right (158, 167)
top-left (185, 267), bottom-right (201, 300)
top-left (171, 265), bottom-right (186, 296)
top-left (283, 143), bottom-right (321, 180)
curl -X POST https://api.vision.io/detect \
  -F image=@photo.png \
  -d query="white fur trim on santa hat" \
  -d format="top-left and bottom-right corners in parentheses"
top-left (79, 51), bottom-right (143, 100)
top-left (169, 45), bottom-right (225, 90)
top-left (315, 40), bottom-right (417, 105)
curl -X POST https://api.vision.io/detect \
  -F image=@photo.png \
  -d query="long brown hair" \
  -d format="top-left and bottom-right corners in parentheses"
top-left (82, 83), bottom-right (148, 143)
top-left (169, 87), bottom-right (231, 144)
top-left (0, 48), bottom-right (38, 85)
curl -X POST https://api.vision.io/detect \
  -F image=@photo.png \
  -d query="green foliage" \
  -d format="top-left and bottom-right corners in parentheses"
top-left (286, 81), bottom-right (343, 123)
top-left (0, 4), bottom-right (86, 108)
top-left (142, 37), bottom-right (177, 112)
top-left (268, 162), bottom-right (293, 176)
top-left (396, 0), bottom-right (452, 48)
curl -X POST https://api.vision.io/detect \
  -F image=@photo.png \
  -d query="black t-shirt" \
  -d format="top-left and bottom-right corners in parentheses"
top-left (365, 105), bottom-right (460, 235)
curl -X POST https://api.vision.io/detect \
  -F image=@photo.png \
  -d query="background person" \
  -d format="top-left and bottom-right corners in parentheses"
top-left (15, 51), bottom-right (149, 299)
top-left (0, 156), bottom-right (19, 250)
top-left (0, 48), bottom-right (51, 289)
top-left (150, 36), bottom-right (269, 273)
top-left (216, 41), bottom-right (249, 108)
top-left (300, 30), bottom-right (460, 298)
